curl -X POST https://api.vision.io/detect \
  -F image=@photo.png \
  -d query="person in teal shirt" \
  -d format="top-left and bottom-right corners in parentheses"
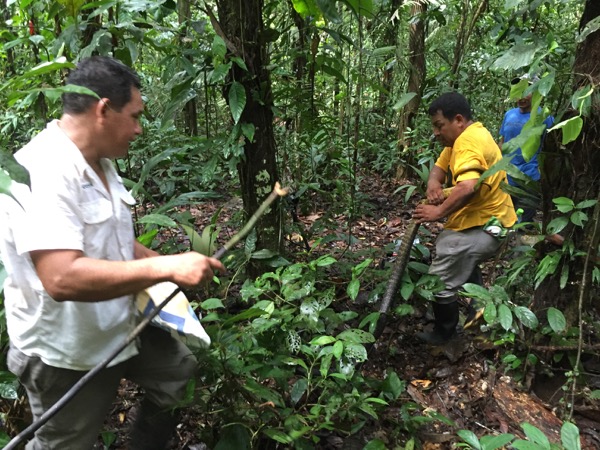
top-left (499, 75), bottom-right (554, 224)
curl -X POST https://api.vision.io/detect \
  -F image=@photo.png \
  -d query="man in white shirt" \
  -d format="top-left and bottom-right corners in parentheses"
top-left (0, 56), bottom-right (225, 449)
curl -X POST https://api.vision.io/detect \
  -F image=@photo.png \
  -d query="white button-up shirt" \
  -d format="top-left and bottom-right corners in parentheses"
top-left (0, 120), bottom-right (139, 370)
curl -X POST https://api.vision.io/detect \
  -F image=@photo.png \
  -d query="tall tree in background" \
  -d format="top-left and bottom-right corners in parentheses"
top-left (397, 0), bottom-right (426, 155)
top-left (178, 0), bottom-right (198, 136)
top-left (537, 0), bottom-right (600, 320)
top-left (213, 0), bottom-right (282, 266)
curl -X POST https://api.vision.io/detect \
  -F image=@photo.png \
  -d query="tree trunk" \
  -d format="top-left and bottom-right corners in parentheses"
top-left (398, 0), bottom-right (426, 145)
top-left (178, 0), bottom-right (198, 136)
top-left (536, 0), bottom-right (600, 319)
top-left (215, 0), bottom-right (282, 273)
top-left (449, 0), bottom-right (488, 87)
top-left (396, 0), bottom-right (426, 179)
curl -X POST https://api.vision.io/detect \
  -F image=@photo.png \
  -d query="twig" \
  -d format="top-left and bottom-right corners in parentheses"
top-left (5, 183), bottom-right (288, 449)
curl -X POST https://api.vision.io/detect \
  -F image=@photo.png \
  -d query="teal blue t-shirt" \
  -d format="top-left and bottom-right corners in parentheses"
top-left (499, 108), bottom-right (554, 185)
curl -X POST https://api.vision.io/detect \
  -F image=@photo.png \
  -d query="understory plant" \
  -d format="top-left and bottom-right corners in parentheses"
top-left (189, 255), bottom-right (407, 449)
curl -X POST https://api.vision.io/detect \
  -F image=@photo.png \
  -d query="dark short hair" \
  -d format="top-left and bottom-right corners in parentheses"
top-left (428, 92), bottom-right (473, 121)
top-left (62, 56), bottom-right (141, 114)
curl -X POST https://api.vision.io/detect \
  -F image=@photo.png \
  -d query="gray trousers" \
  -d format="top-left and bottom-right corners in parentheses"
top-left (7, 326), bottom-right (197, 450)
top-left (429, 227), bottom-right (502, 302)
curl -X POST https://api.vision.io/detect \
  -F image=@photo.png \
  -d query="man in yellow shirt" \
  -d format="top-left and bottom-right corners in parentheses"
top-left (413, 92), bottom-right (517, 344)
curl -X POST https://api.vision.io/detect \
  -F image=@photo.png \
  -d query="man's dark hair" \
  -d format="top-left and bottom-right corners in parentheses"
top-left (62, 56), bottom-right (141, 114)
top-left (428, 92), bottom-right (473, 121)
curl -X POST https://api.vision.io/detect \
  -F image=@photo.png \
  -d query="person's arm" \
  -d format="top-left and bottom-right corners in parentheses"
top-left (30, 249), bottom-right (225, 302)
top-left (413, 178), bottom-right (478, 223)
top-left (134, 240), bottom-right (159, 259)
top-left (425, 165), bottom-right (447, 205)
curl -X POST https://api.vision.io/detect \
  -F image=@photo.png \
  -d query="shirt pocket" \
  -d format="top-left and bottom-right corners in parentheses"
top-left (80, 198), bottom-right (113, 258)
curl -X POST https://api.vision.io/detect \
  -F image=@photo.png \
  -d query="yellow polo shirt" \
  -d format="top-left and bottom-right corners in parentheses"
top-left (435, 122), bottom-right (517, 231)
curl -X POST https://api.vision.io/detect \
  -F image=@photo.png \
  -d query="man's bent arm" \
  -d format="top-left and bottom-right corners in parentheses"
top-left (30, 249), bottom-right (225, 302)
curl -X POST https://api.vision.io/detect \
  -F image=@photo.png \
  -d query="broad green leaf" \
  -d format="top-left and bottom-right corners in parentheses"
top-left (359, 311), bottom-right (380, 334)
top-left (381, 371), bottom-right (405, 400)
top-left (511, 440), bottom-right (545, 450)
top-left (291, 0), bottom-right (321, 18)
top-left (181, 224), bottom-right (204, 254)
top-left (332, 340), bottom-right (344, 359)
top-left (577, 16), bottom-right (600, 43)
top-left (548, 116), bottom-right (584, 145)
top-left (514, 306), bottom-right (539, 329)
top-left (492, 43), bottom-right (539, 71)
top-left (230, 56), bottom-right (248, 72)
top-left (241, 122), bottom-right (255, 143)
top-left (392, 92), bottom-right (418, 111)
top-left (479, 434), bottom-right (515, 450)
top-left (211, 35), bottom-right (227, 59)
top-left (316, 256), bottom-right (337, 266)
top-left (553, 197), bottom-right (575, 212)
top-left (215, 424), bottom-right (251, 450)
top-left (251, 249), bottom-right (277, 259)
top-left (476, 155), bottom-right (513, 189)
top-left (344, 342), bottom-right (367, 362)
top-left (337, 328), bottom-right (375, 344)
top-left (457, 429), bottom-right (482, 449)
top-left (547, 307), bottom-right (566, 333)
top-left (461, 283), bottom-right (493, 301)
top-left (363, 439), bottom-right (386, 450)
top-left (228, 81), bottom-right (246, 124)
top-left (560, 263), bottom-right (569, 290)
top-left (483, 303), bottom-right (497, 324)
top-left (498, 304), bottom-right (513, 331)
top-left (522, 423), bottom-right (550, 447)
top-left (290, 377), bottom-right (308, 405)
top-left (570, 211), bottom-right (587, 227)
top-left (262, 429), bottom-right (293, 444)
top-left (210, 62), bottom-right (231, 84)
top-left (320, 353), bottom-right (333, 376)
top-left (347, 278), bottom-right (360, 301)
top-left (575, 199), bottom-right (597, 209)
top-left (0, 170), bottom-right (19, 204)
top-left (310, 335), bottom-right (336, 346)
top-left (571, 85), bottom-right (593, 116)
top-left (547, 216), bottom-right (569, 234)
top-left (535, 253), bottom-right (560, 288)
top-left (352, 258), bottom-right (372, 277)
top-left (200, 298), bottom-right (224, 310)
top-left (560, 422), bottom-right (581, 450)
top-left (537, 72), bottom-right (555, 97)
top-left (138, 213), bottom-right (177, 228)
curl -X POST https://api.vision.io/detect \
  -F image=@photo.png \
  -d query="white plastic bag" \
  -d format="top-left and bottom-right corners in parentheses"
top-left (136, 281), bottom-right (211, 349)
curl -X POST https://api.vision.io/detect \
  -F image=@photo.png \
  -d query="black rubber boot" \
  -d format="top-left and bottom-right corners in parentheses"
top-left (416, 301), bottom-right (460, 345)
top-left (128, 399), bottom-right (177, 450)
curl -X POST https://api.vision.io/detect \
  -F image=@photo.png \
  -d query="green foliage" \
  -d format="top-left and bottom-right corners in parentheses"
top-left (190, 255), bottom-right (406, 448)
top-left (457, 421), bottom-right (582, 450)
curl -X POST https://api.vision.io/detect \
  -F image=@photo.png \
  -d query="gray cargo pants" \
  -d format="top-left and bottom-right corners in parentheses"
top-left (429, 227), bottom-right (502, 303)
top-left (7, 326), bottom-right (197, 450)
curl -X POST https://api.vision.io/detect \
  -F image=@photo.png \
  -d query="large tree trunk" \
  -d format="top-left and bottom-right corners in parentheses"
top-left (536, 0), bottom-right (600, 320)
top-left (397, 0), bottom-right (426, 145)
top-left (215, 0), bottom-right (282, 273)
top-left (396, 0), bottom-right (426, 179)
top-left (178, 0), bottom-right (198, 136)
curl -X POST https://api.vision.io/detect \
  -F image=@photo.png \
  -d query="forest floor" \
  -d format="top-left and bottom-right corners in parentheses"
top-left (90, 172), bottom-right (600, 450)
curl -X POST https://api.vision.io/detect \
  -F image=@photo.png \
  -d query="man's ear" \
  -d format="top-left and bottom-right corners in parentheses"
top-left (96, 98), bottom-right (110, 118)
top-left (453, 114), bottom-right (468, 127)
